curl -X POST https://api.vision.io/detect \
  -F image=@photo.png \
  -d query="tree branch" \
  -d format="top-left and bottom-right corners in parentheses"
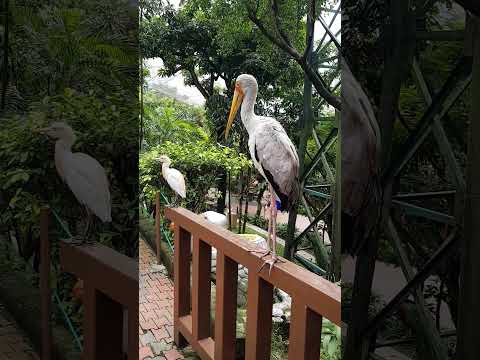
top-left (246, 1), bottom-right (341, 110)
top-left (302, 0), bottom-right (315, 61)
top-left (271, 0), bottom-right (294, 49)
top-left (188, 68), bottom-right (210, 99)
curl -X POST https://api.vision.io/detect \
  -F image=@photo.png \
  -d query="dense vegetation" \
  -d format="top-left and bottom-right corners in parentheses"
top-left (0, 0), bottom-right (138, 346)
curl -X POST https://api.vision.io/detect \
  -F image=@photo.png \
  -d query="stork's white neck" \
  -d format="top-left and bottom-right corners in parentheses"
top-left (240, 88), bottom-right (257, 134)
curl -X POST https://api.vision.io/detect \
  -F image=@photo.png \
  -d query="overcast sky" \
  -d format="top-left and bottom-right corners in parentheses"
top-left (145, 2), bottom-right (341, 106)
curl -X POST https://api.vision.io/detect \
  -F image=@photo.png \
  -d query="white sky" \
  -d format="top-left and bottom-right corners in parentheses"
top-left (145, 2), bottom-right (341, 106)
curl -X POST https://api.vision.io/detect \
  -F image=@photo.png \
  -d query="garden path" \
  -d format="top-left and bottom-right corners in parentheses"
top-left (0, 303), bottom-right (39, 360)
top-left (139, 238), bottom-right (196, 360)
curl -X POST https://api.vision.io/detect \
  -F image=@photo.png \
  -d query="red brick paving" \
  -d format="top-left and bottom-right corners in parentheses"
top-left (139, 238), bottom-right (184, 360)
top-left (0, 304), bottom-right (39, 360)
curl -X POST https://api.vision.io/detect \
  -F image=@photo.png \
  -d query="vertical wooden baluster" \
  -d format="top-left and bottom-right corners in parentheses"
top-left (83, 283), bottom-right (97, 359)
top-left (174, 226), bottom-right (191, 347)
top-left (40, 207), bottom-right (51, 360)
top-left (155, 192), bottom-right (161, 264)
top-left (128, 302), bottom-right (139, 359)
top-left (288, 299), bottom-right (323, 360)
top-left (214, 251), bottom-right (238, 360)
top-left (192, 236), bottom-right (212, 340)
top-left (245, 272), bottom-right (273, 360)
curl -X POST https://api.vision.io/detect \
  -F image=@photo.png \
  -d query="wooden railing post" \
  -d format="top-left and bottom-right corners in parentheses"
top-left (245, 272), bottom-right (274, 360)
top-left (174, 226), bottom-right (191, 347)
top-left (288, 299), bottom-right (323, 360)
top-left (192, 236), bottom-right (211, 341)
top-left (214, 251), bottom-right (238, 360)
top-left (155, 192), bottom-right (161, 264)
top-left (40, 207), bottom-right (51, 360)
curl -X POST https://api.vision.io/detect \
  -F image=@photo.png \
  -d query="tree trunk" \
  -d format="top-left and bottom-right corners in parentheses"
top-left (284, 5), bottom-right (315, 260)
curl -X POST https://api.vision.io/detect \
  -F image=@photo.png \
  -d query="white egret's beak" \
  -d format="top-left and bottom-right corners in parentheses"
top-left (225, 84), bottom-right (244, 139)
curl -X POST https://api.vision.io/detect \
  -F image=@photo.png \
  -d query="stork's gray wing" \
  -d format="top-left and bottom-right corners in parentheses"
top-left (253, 121), bottom-right (299, 210)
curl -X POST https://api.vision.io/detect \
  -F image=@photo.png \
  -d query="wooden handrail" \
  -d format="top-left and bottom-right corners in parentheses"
top-left (59, 241), bottom-right (139, 359)
top-left (165, 207), bottom-right (341, 360)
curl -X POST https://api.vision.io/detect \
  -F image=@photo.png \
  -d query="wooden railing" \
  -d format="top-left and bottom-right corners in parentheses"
top-left (165, 207), bottom-right (341, 360)
top-left (40, 208), bottom-right (139, 359)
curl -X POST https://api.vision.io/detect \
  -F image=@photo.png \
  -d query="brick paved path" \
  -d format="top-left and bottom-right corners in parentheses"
top-left (0, 303), bottom-right (39, 360)
top-left (139, 238), bottom-right (195, 360)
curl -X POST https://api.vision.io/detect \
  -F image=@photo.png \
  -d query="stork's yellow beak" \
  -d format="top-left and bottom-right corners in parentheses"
top-left (225, 85), bottom-right (244, 139)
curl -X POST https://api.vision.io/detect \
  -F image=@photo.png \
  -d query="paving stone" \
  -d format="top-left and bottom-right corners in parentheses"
top-left (150, 339), bottom-right (173, 354)
top-left (164, 348), bottom-right (184, 360)
top-left (140, 331), bottom-right (156, 346)
top-left (139, 345), bottom-right (154, 359)
top-left (0, 305), bottom-right (39, 360)
top-left (139, 238), bottom-right (192, 358)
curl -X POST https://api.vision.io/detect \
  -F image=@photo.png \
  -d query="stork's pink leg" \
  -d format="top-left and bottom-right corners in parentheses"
top-left (258, 188), bottom-right (285, 275)
top-left (250, 184), bottom-right (273, 258)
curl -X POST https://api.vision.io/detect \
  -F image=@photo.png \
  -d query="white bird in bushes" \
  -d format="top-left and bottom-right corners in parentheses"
top-left (225, 74), bottom-right (300, 275)
top-left (158, 155), bottom-right (186, 205)
top-left (201, 211), bottom-right (228, 228)
top-left (35, 122), bottom-right (111, 244)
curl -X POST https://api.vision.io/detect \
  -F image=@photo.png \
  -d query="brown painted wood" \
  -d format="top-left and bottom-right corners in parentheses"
top-left (40, 208), bottom-right (51, 360)
top-left (178, 316), bottom-right (214, 360)
top-left (214, 251), bottom-right (238, 360)
top-left (174, 226), bottom-right (191, 347)
top-left (82, 284), bottom-right (96, 360)
top-left (165, 207), bottom-right (341, 360)
top-left (165, 207), bottom-right (340, 324)
top-left (288, 299), bottom-right (323, 360)
top-left (95, 291), bottom-right (124, 359)
top-left (58, 241), bottom-right (138, 359)
top-left (128, 302), bottom-right (139, 359)
top-left (192, 236), bottom-right (211, 340)
top-left (155, 192), bottom-right (161, 264)
top-left (245, 272), bottom-right (273, 360)
top-left (59, 242), bottom-right (137, 306)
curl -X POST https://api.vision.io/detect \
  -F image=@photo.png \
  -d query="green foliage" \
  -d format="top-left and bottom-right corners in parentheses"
top-left (321, 319), bottom-right (341, 360)
top-left (1, 0), bottom-right (138, 342)
top-left (140, 140), bottom-right (251, 213)
top-left (142, 93), bottom-right (208, 150)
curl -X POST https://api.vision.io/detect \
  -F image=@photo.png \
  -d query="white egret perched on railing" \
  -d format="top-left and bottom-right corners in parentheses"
top-left (158, 155), bottom-right (186, 206)
top-left (35, 122), bottom-right (111, 244)
top-left (225, 74), bottom-right (299, 275)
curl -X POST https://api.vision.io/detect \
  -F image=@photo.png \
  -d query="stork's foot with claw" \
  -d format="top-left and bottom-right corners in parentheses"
top-left (249, 248), bottom-right (271, 259)
top-left (258, 254), bottom-right (285, 276)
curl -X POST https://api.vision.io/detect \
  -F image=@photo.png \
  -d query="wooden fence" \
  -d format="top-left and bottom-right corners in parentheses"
top-left (40, 208), bottom-right (139, 359)
top-left (165, 207), bottom-right (341, 360)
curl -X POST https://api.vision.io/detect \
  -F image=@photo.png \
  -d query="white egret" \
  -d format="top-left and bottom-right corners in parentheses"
top-left (225, 74), bottom-right (299, 274)
top-left (201, 211), bottom-right (228, 228)
top-left (36, 122), bottom-right (111, 244)
top-left (158, 155), bottom-right (186, 206)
